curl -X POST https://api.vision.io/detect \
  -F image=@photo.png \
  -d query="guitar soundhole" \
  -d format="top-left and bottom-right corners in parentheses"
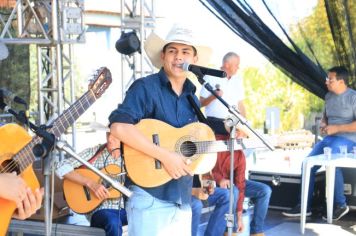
top-left (0, 159), bottom-right (20, 174)
top-left (180, 141), bottom-right (197, 157)
top-left (101, 179), bottom-right (111, 189)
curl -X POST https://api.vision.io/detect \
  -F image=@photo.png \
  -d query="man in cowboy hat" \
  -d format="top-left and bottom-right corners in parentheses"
top-left (109, 24), bottom-right (212, 236)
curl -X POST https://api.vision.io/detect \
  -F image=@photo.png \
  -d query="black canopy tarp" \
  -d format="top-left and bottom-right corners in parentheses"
top-left (199, 0), bottom-right (355, 98)
top-left (325, 0), bottom-right (356, 89)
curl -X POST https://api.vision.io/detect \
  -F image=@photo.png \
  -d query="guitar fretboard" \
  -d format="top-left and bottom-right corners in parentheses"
top-left (195, 139), bottom-right (244, 154)
top-left (13, 90), bottom-right (96, 172)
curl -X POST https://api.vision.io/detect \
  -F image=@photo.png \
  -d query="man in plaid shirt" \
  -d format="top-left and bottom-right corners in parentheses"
top-left (56, 132), bottom-right (127, 236)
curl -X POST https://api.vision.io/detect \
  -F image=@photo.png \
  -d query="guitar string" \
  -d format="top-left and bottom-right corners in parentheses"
top-left (0, 97), bottom-right (90, 173)
top-left (0, 92), bottom-right (97, 174)
top-left (2, 138), bottom-right (241, 173)
top-left (1, 91), bottom-right (246, 171)
top-left (2, 74), bottom-right (100, 173)
top-left (0, 133), bottom-right (40, 174)
top-left (185, 140), bottom-right (244, 154)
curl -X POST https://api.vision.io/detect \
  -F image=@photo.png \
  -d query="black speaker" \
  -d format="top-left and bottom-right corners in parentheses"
top-left (115, 31), bottom-right (141, 55)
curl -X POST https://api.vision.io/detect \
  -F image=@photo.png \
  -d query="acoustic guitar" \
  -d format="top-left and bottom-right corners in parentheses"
top-left (0, 67), bottom-right (112, 235)
top-left (123, 119), bottom-right (266, 187)
top-left (63, 164), bottom-right (122, 214)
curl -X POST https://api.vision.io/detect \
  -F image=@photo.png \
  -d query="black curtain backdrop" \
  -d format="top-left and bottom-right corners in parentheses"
top-left (324, 0), bottom-right (356, 89)
top-left (199, 0), bottom-right (330, 98)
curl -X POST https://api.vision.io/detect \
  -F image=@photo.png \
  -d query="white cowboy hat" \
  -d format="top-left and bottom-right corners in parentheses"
top-left (144, 24), bottom-right (212, 69)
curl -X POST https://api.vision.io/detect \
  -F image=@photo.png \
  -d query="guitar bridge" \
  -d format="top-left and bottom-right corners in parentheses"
top-left (83, 186), bottom-right (91, 201)
top-left (152, 134), bottom-right (162, 169)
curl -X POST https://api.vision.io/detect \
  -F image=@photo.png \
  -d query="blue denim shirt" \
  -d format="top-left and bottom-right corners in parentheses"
top-left (109, 68), bottom-right (199, 205)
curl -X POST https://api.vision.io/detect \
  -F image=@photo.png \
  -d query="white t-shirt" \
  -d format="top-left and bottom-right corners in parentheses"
top-left (199, 74), bottom-right (245, 119)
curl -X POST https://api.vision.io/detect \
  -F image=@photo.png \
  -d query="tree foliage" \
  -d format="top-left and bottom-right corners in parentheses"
top-left (242, 0), bottom-right (342, 132)
top-left (243, 65), bottom-right (323, 132)
top-left (0, 45), bottom-right (30, 112)
top-left (289, 0), bottom-right (336, 71)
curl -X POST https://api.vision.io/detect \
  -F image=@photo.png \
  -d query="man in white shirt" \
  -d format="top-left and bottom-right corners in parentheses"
top-left (200, 52), bottom-right (246, 122)
top-left (200, 52), bottom-right (271, 236)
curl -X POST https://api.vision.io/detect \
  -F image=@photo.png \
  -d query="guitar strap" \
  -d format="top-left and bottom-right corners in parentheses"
top-left (187, 94), bottom-right (207, 188)
top-left (79, 143), bottom-right (107, 168)
top-left (187, 94), bottom-right (208, 124)
top-left (187, 94), bottom-right (228, 135)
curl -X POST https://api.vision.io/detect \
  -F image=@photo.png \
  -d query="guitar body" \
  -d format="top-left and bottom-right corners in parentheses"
top-left (63, 164), bottom-right (121, 214)
top-left (123, 119), bottom-right (217, 188)
top-left (0, 67), bottom-right (112, 234)
top-left (0, 124), bottom-right (40, 236)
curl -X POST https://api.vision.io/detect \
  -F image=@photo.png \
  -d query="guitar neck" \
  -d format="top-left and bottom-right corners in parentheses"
top-left (13, 90), bottom-right (97, 173)
top-left (49, 90), bottom-right (95, 136)
top-left (195, 139), bottom-right (243, 154)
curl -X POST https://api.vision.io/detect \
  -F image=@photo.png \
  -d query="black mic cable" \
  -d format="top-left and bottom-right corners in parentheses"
top-left (0, 88), bottom-right (28, 107)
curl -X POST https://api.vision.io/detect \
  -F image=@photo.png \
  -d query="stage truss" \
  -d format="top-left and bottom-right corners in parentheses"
top-left (0, 0), bottom-right (156, 149)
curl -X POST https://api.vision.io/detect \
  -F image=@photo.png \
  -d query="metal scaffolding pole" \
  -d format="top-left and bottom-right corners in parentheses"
top-left (120, 0), bottom-right (156, 101)
top-left (0, 0), bottom-right (84, 138)
top-left (1, 1), bottom-right (84, 235)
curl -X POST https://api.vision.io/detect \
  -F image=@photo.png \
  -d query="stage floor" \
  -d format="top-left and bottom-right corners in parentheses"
top-left (8, 206), bottom-right (356, 235)
top-left (198, 207), bottom-right (356, 236)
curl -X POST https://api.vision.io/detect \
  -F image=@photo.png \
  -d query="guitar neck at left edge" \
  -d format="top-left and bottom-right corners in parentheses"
top-left (13, 67), bottom-right (112, 174)
top-left (12, 89), bottom-right (97, 173)
top-left (0, 67), bottom-right (111, 236)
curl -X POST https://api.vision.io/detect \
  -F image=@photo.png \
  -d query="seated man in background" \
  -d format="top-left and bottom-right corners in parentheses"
top-left (283, 66), bottom-right (356, 221)
top-left (191, 174), bottom-right (232, 236)
top-left (200, 51), bottom-right (272, 236)
top-left (56, 131), bottom-right (127, 236)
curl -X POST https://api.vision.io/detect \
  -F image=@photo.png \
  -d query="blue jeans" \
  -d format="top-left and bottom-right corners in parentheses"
top-left (191, 187), bottom-right (231, 236)
top-left (245, 180), bottom-right (271, 234)
top-left (306, 135), bottom-right (355, 209)
top-left (191, 183), bottom-right (270, 235)
top-left (126, 185), bottom-right (191, 236)
top-left (90, 208), bottom-right (127, 236)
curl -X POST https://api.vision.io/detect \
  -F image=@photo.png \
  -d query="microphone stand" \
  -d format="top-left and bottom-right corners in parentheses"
top-left (56, 141), bottom-right (133, 198)
top-left (195, 73), bottom-right (274, 236)
top-left (197, 75), bottom-right (274, 151)
top-left (4, 104), bottom-right (132, 235)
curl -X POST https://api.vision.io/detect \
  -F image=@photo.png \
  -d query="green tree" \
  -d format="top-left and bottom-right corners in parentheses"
top-left (289, 0), bottom-right (336, 71)
top-left (242, 0), bottom-right (340, 133)
top-left (243, 65), bottom-right (323, 132)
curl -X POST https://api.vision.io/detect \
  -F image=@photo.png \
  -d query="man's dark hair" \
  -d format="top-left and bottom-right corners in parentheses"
top-left (162, 43), bottom-right (197, 56)
top-left (328, 66), bottom-right (349, 84)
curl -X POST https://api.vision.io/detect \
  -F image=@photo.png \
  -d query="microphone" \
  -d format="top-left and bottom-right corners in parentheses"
top-left (0, 101), bottom-right (29, 125)
top-left (0, 88), bottom-right (27, 106)
top-left (182, 62), bottom-right (227, 78)
top-left (215, 84), bottom-right (221, 91)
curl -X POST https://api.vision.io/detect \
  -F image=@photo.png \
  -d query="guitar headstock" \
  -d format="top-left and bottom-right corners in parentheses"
top-left (89, 67), bottom-right (112, 98)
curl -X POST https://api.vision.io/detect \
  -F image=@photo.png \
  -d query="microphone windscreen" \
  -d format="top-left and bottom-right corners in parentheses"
top-left (182, 62), bottom-right (190, 72)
